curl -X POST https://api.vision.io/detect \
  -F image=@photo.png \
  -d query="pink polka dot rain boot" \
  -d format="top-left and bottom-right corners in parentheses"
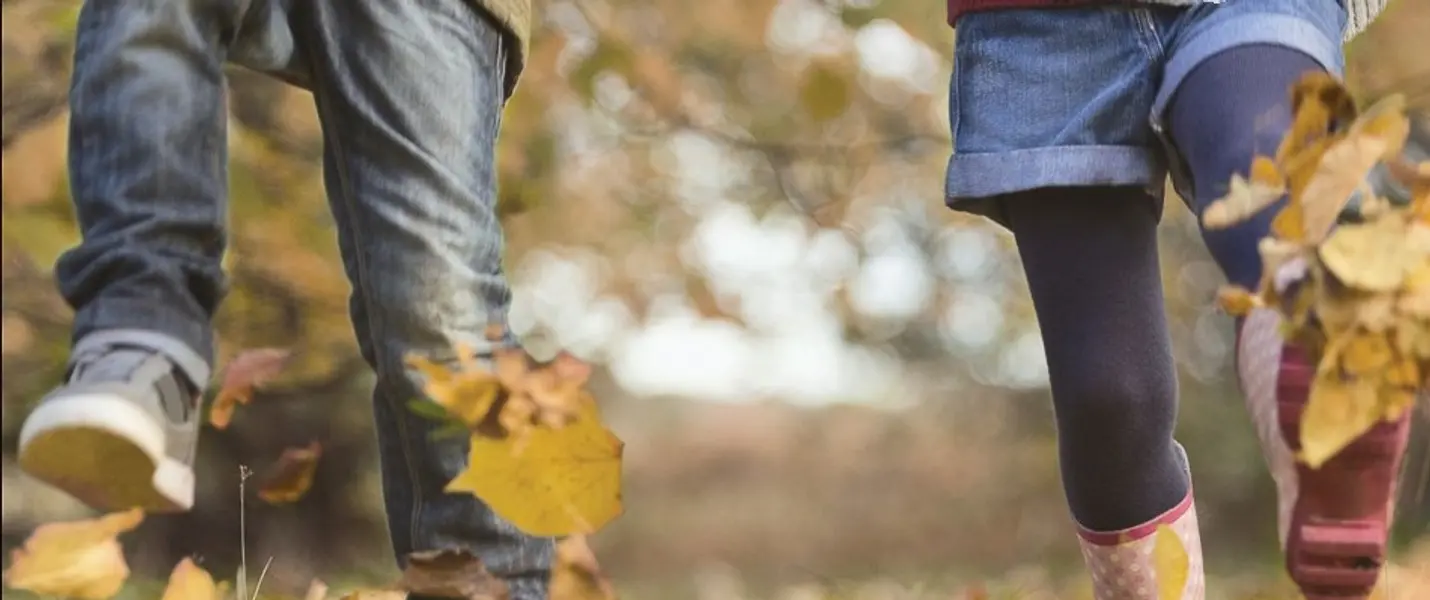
top-left (1075, 487), bottom-right (1205, 599)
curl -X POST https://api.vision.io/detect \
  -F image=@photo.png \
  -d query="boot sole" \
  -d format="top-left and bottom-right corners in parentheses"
top-left (17, 393), bottom-right (194, 513)
top-left (1277, 350), bottom-right (1410, 599)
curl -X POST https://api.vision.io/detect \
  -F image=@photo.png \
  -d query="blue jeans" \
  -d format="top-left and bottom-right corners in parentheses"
top-left (53, 0), bottom-right (551, 596)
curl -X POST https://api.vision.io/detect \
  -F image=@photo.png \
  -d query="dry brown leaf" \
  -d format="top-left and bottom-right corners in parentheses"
top-left (160, 558), bottom-right (227, 600)
top-left (339, 591), bottom-right (405, 600)
top-left (257, 441), bottom-right (323, 504)
top-left (397, 549), bottom-right (509, 600)
top-left (210, 348), bottom-right (292, 429)
top-left (551, 535), bottom-right (617, 600)
top-left (2, 508), bottom-right (144, 599)
top-left (339, 592), bottom-right (405, 600)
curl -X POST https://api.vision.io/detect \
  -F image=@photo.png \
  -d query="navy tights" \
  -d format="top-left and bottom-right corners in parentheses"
top-left (1004, 45), bottom-right (1321, 531)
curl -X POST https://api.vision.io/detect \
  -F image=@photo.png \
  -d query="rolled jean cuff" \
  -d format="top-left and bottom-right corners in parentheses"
top-left (72, 298), bottom-right (213, 382)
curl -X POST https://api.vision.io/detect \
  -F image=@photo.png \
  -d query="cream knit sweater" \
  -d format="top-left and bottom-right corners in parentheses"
top-left (1139, 0), bottom-right (1388, 39)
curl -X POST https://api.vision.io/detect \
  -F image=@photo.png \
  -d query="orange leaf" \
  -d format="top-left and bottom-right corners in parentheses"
top-left (257, 441), bottom-right (323, 504)
top-left (160, 558), bottom-right (226, 600)
top-left (210, 348), bottom-right (291, 430)
top-left (397, 549), bottom-right (509, 600)
top-left (2, 508), bottom-right (144, 599)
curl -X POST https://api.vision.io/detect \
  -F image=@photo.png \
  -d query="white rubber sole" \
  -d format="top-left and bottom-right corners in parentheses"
top-left (17, 393), bottom-right (195, 512)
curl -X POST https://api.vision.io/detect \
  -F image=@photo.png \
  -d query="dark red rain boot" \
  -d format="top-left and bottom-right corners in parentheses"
top-left (1237, 309), bottom-right (1412, 600)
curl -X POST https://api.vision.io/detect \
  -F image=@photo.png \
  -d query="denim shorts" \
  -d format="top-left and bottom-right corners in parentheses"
top-left (944, 0), bottom-right (1348, 219)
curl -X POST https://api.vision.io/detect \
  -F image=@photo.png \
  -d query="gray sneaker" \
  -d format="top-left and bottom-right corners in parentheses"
top-left (17, 331), bottom-right (208, 512)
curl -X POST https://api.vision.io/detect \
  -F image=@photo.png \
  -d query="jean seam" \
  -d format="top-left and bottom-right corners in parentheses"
top-left (1131, 9), bottom-right (1161, 64)
top-left (300, 36), bottom-right (430, 555)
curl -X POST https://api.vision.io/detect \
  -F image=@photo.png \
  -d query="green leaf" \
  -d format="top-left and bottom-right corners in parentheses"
top-left (430, 422), bottom-right (471, 441)
top-left (406, 398), bottom-right (455, 423)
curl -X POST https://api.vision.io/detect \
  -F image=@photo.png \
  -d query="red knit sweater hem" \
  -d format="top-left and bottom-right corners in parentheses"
top-left (948, 0), bottom-right (1129, 26)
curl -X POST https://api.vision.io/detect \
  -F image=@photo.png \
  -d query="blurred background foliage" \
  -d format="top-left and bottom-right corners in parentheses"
top-left (2, 0), bottom-right (1426, 598)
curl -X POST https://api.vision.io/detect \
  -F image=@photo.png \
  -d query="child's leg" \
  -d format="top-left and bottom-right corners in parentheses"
top-left (1165, 40), bottom-right (1412, 600)
top-left (1166, 42), bottom-right (1317, 548)
top-left (946, 7), bottom-right (1205, 598)
top-left (1003, 186), bottom-right (1205, 599)
top-left (1003, 187), bottom-right (1186, 530)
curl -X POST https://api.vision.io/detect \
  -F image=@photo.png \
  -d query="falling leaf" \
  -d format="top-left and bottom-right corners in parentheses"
top-left (1342, 332), bottom-right (1396, 376)
top-left (160, 558), bottom-right (227, 600)
top-left (1300, 373), bottom-right (1384, 468)
top-left (210, 348), bottom-right (292, 429)
top-left (257, 441), bottom-right (323, 504)
top-left (1214, 71), bottom-right (1429, 470)
top-left (1201, 158), bottom-right (1287, 230)
top-left (550, 535), bottom-right (617, 600)
top-left (447, 395), bottom-right (624, 537)
top-left (396, 549), bottom-right (509, 600)
top-left (1151, 525), bottom-right (1189, 600)
top-left (1319, 219), bottom-right (1415, 292)
top-left (1216, 286), bottom-right (1264, 317)
top-left (2, 508), bottom-right (144, 599)
top-left (1299, 97), bottom-right (1410, 240)
top-left (408, 350), bottom-right (502, 429)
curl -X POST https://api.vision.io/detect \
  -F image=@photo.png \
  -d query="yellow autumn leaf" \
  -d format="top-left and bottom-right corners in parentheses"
top-left (1298, 97), bottom-right (1410, 241)
top-left (1300, 373), bottom-right (1383, 468)
top-left (1277, 72), bottom-right (1354, 164)
top-left (1341, 332), bottom-right (1396, 376)
top-left (1151, 525), bottom-right (1189, 600)
top-left (160, 558), bottom-right (227, 600)
top-left (1319, 219), bottom-right (1415, 292)
top-left (407, 348), bottom-right (502, 428)
top-left (447, 395), bottom-right (624, 537)
top-left (2, 508), bottom-right (144, 600)
top-left (1215, 286), bottom-right (1264, 317)
top-left (550, 535), bottom-right (618, 600)
top-left (1201, 168), bottom-right (1286, 231)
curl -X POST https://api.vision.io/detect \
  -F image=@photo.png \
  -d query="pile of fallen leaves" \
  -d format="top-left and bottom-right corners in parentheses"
top-left (1202, 73), bottom-right (1430, 469)
top-left (3, 325), bottom-right (623, 599)
top-left (2, 507), bottom-right (614, 599)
